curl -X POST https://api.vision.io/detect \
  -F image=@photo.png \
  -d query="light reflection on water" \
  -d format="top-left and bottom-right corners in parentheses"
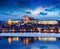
top-left (0, 38), bottom-right (60, 49)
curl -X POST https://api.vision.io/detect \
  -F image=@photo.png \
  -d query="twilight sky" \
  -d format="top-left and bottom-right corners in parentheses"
top-left (0, 0), bottom-right (60, 21)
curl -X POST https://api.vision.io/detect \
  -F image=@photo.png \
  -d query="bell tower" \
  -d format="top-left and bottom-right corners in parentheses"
top-left (24, 15), bottom-right (29, 23)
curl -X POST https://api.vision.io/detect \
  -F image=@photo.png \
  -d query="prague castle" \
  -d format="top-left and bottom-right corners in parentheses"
top-left (0, 15), bottom-right (60, 33)
top-left (8, 15), bottom-right (58, 25)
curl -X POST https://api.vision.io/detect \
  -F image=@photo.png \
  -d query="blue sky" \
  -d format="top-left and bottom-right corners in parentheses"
top-left (0, 0), bottom-right (60, 21)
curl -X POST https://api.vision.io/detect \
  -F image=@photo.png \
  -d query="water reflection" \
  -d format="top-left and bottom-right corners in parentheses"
top-left (7, 37), bottom-right (57, 45)
top-left (0, 38), bottom-right (60, 49)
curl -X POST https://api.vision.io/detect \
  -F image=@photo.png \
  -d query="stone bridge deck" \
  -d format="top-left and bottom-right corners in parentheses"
top-left (0, 33), bottom-right (60, 37)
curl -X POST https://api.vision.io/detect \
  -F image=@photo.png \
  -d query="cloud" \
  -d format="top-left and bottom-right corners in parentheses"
top-left (26, 7), bottom-right (43, 15)
top-left (44, 6), bottom-right (60, 13)
top-left (59, 12), bottom-right (60, 15)
top-left (0, 0), bottom-right (60, 21)
top-left (48, 12), bottom-right (59, 16)
top-left (40, 12), bottom-right (47, 15)
top-left (26, 11), bottom-right (31, 14)
top-left (0, 10), bottom-right (26, 21)
top-left (44, 6), bottom-right (56, 12)
top-left (45, 8), bottom-right (53, 12)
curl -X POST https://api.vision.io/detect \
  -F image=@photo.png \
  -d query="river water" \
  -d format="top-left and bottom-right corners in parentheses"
top-left (0, 38), bottom-right (60, 49)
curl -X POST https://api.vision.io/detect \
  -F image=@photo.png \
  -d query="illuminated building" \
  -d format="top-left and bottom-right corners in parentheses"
top-left (50, 29), bottom-right (54, 33)
top-left (12, 20), bottom-right (19, 24)
top-left (38, 21), bottom-right (58, 24)
top-left (11, 29), bottom-right (15, 32)
top-left (1, 28), bottom-right (5, 33)
top-left (37, 27), bottom-right (42, 32)
top-left (7, 15), bottom-right (58, 25)
top-left (24, 15), bottom-right (29, 23)
top-left (8, 19), bottom-right (13, 25)
top-left (58, 29), bottom-right (60, 33)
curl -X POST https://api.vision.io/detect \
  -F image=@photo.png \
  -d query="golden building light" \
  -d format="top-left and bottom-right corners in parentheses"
top-left (37, 27), bottom-right (42, 32)
top-left (58, 27), bottom-right (60, 33)
top-left (2, 28), bottom-right (5, 33)
top-left (38, 21), bottom-right (58, 24)
top-left (30, 29), bottom-right (35, 32)
top-left (44, 29), bottom-right (47, 33)
top-left (24, 15), bottom-right (29, 23)
top-left (11, 29), bottom-right (15, 33)
top-left (58, 29), bottom-right (60, 33)
top-left (8, 19), bottom-right (13, 25)
top-left (50, 29), bottom-right (54, 32)
top-left (50, 27), bottom-right (55, 33)
top-left (12, 21), bottom-right (19, 24)
top-left (30, 29), bottom-right (33, 32)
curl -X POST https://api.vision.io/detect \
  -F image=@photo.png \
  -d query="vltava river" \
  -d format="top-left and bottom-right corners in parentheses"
top-left (0, 38), bottom-right (60, 49)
